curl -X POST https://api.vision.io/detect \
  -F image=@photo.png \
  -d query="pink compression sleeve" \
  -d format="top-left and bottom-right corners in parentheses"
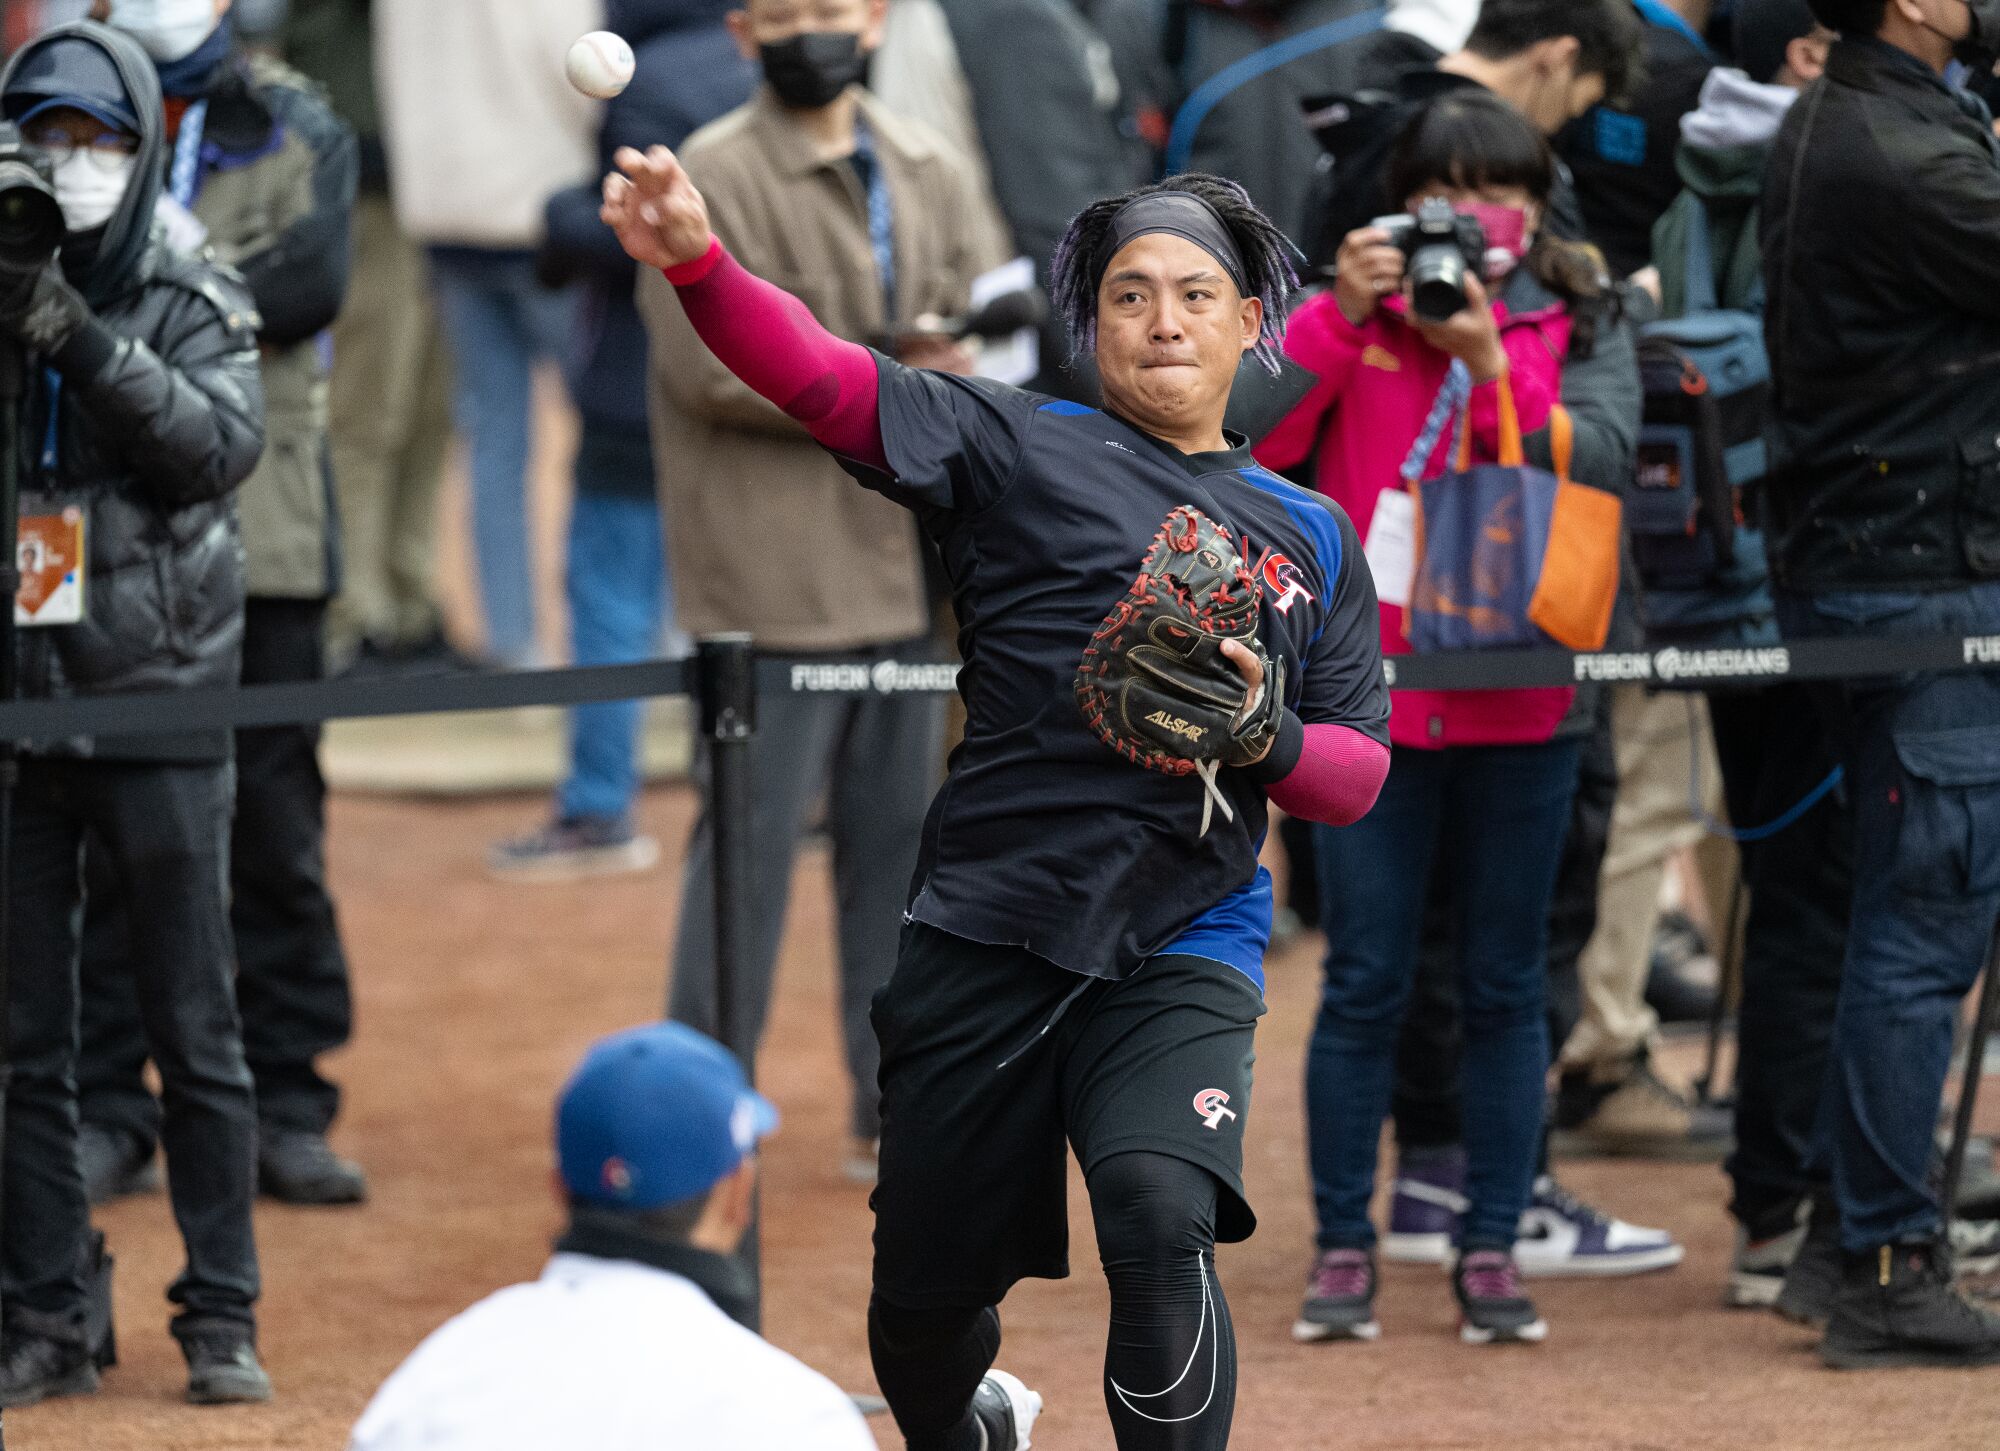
top-left (1266, 723), bottom-right (1390, 826)
top-left (664, 238), bottom-right (889, 471)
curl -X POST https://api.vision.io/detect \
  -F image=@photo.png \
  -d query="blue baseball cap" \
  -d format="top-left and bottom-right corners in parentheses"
top-left (2, 34), bottom-right (142, 135)
top-left (557, 1022), bottom-right (778, 1210)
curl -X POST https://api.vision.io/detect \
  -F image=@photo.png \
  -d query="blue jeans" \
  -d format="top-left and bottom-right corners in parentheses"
top-left (1307, 738), bottom-right (1582, 1251)
top-left (1779, 581), bottom-right (2000, 1251)
top-left (557, 489), bottom-right (669, 823)
top-left (427, 248), bottom-right (573, 666)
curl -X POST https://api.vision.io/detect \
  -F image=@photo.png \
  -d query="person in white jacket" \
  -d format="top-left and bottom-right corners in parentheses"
top-left (348, 1022), bottom-right (876, 1451)
top-left (373, 0), bottom-right (602, 668)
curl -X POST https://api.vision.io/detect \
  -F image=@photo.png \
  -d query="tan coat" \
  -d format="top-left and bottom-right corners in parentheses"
top-left (639, 87), bottom-right (1001, 651)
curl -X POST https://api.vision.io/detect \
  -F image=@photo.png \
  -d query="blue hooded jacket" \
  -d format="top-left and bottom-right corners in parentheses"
top-left (541, 0), bottom-right (756, 489)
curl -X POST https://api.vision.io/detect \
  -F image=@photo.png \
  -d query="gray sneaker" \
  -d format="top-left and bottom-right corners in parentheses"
top-left (487, 816), bottom-right (660, 882)
top-left (1293, 1248), bottom-right (1381, 1342)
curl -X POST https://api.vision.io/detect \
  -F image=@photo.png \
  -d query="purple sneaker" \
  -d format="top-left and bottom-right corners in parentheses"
top-left (1293, 1248), bottom-right (1381, 1343)
top-left (1452, 1249), bottom-right (1547, 1345)
top-left (1384, 1148), bottom-right (1468, 1265)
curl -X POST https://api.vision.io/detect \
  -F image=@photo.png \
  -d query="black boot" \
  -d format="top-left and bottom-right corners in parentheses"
top-left (180, 1326), bottom-right (273, 1405)
top-left (1821, 1241), bottom-right (2000, 1370)
top-left (1775, 1196), bottom-right (1843, 1328)
top-left (0, 1331), bottom-right (99, 1410)
top-left (259, 1128), bottom-right (368, 1206)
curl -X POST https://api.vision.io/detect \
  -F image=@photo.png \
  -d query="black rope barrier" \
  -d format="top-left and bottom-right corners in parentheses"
top-left (0, 630), bottom-right (1997, 741)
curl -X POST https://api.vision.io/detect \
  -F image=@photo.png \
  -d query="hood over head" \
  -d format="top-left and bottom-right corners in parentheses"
top-left (1674, 67), bottom-right (1798, 202)
top-left (1, 21), bottom-right (167, 305)
top-left (1680, 67), bottom-right (1798, 153)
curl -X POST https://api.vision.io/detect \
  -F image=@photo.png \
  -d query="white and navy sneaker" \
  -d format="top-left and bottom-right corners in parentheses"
top-left (1515, 1176), bottom-right (1686, 1279)
top-left (970, 1370), bottom-right (1042, 1451)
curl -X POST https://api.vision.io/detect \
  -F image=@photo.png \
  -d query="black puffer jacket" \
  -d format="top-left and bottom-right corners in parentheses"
top-left (2, 24), bottom-right (264, 754)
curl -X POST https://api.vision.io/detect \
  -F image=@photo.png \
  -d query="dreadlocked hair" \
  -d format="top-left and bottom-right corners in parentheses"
top-left (1049, 173), bottom-right (1302, 377)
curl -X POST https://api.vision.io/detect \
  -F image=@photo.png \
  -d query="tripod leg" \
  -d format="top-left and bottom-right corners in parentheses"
top-left (1697, 871), bottom-right (1746, 1107)
top-left (1941, 936), bottom-right (2000, 1236)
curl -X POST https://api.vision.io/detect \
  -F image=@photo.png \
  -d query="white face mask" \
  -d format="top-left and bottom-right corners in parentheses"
top-left (53, 152), bottom-right (135, 233)
top-left (108, 0), bottom-right (219, 63)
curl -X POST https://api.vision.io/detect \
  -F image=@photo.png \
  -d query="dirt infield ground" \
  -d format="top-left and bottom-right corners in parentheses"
top-left (13, 783), bottom-right (1999, 1450)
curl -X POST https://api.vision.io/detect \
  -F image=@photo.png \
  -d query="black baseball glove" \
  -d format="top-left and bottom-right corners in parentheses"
top-left (1076, 505), bottom-right (1285, 834)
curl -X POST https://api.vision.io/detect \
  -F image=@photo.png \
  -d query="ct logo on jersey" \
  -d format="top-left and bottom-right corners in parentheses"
top-left (1193, 1088), bottom-right (1238, 1131)
top-left (1260, 554), bottom-right (1315, 616)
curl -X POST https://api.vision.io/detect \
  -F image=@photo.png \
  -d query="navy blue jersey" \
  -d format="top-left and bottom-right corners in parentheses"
top-left (840, 356), bottom-right (1389, 986)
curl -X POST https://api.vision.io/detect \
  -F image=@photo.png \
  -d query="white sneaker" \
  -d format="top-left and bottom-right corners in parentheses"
top-left (971, 1370), bottom-right (1042, 1451)
top-left (1514, 1177), bottom-right (1686, 1278)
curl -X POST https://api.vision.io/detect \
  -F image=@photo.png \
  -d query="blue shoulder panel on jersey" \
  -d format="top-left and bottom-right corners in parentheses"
top-left (1238, 466), bottom-right (1342, 644)
top-left (1161, 865), bottom-right (1273, 992)
top-left (1038, 399), bottom-right (1097, 417)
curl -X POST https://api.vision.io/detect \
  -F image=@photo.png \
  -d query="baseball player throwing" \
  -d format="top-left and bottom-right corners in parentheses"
top-left (606, 144), bottom-right (1391, 1451)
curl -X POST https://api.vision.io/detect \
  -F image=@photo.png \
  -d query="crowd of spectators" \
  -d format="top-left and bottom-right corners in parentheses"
top-left (2, 0), bottom-right (1999, 1428)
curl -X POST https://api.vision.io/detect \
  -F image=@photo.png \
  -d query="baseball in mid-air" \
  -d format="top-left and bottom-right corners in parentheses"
top-left (566, 31), bottom-right (635, 99)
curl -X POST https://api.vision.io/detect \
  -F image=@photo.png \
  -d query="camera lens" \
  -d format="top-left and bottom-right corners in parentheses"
top-left (0, 157), bottom-right (65, 275)
top-left (1408, 243), bottom-right (1470, 324)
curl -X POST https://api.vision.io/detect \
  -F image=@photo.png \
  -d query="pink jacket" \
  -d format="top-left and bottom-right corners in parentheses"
top-left (1255, 290), bottom-right (1576, 750)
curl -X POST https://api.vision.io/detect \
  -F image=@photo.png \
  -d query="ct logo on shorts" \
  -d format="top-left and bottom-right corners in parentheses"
top-left (1192, 1088), bottom-right (1238, 1131)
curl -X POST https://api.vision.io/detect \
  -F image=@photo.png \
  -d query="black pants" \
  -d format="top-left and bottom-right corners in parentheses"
top-left (80, 598), bottom-right (352, 1146)
top-left (1708, 684), bottom-right (1853, 1235)
top-left (872, 1153), bottom-right (1236, 1451)
top-left (1390, 696), bottom-right (1613, 1153)
top-left (4, 758), bottom-right (258, 1341)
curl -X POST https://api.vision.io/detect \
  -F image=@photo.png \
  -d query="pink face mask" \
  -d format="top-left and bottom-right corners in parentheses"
top-left (1460, 202), bottom-right (1533, 280)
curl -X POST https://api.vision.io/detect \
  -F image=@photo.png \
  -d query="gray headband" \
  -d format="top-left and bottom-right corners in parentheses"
top-left (1092, 192), bottom-right (1250, 298)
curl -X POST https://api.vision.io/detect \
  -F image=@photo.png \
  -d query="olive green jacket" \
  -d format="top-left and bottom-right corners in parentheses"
top-left (188, 51), bottom-right (357, 598)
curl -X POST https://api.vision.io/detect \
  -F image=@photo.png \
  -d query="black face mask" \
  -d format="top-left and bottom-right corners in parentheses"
top-left (759, 30), bottom-right (867, 109)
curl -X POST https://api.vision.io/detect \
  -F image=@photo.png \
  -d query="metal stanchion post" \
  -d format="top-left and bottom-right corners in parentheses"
top-left (693, 633), bottom-right (759, 1328)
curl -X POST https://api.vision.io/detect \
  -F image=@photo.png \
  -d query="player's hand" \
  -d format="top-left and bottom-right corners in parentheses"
top-left (1410, 273), bottom-right (1507, 383)
top-left (602, 145), bottom-right (713, 270)
top-left (1333, 227), bottom-right (1404, 327)
top-left (1220, 639), bottom-right (1273, 762)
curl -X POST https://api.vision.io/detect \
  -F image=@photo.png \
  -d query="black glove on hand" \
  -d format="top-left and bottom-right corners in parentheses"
top-left (0, 262), bottom-right (91, 356)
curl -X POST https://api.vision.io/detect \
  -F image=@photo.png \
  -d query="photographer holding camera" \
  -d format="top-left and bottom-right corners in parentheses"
top-left (1759, 0), bottom-right (2000, 1370)
top-left (0, 20), bottom-right (269, 1408)
top-left (1256, 89), bottom-right (1634, 1345)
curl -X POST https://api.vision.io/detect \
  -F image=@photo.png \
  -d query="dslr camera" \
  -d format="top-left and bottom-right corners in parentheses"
top-left (0, 121), bottom-right (64, 282)
top-left (1369, 197), bottom-right (1487, 324)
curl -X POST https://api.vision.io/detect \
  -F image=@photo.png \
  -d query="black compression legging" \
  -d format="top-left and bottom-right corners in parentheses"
top-left (870, 1151), bottom-right (1237, 1451)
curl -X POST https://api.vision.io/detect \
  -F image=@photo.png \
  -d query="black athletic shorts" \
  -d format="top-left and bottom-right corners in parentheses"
top-left (869, 921), bottom-right (1267, 1310)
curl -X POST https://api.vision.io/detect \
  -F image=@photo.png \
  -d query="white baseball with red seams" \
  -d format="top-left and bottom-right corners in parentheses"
top-left (565, 31), bottom-right (635, 99)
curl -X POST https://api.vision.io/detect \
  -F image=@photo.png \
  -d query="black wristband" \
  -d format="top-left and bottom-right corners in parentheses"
top-left (48, 315), bottom-right (118, 382)
top-left (1243, 708), bottom-right (1304, 786)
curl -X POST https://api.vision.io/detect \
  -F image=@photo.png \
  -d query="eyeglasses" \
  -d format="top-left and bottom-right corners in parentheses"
top-left (22, 126), bottom-right (138, 172)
